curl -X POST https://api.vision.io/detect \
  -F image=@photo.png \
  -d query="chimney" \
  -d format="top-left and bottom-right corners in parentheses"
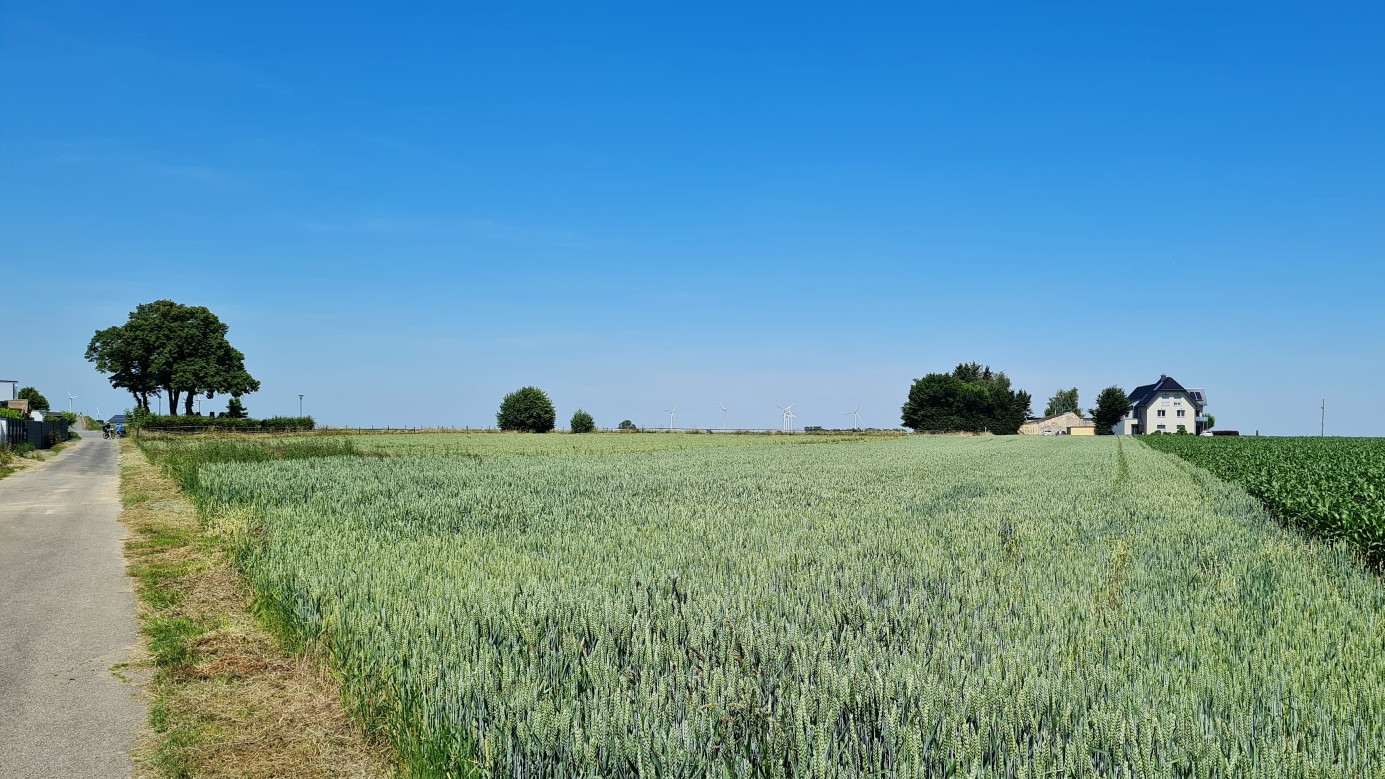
top-left (1160, 373), bottom-right (1167, 379)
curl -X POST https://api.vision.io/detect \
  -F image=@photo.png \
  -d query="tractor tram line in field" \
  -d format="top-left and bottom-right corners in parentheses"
top-left (140, 432), bottom-right (1385, 778)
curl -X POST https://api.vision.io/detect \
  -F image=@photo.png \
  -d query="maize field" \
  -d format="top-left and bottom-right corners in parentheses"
top-left (155, 433), bottom-right (1385, 777)
top-left (1145, 435), bottom-right (1385, 568)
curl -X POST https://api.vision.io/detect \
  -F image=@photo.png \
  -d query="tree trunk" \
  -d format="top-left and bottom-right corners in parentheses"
top-left (184, 392), bottom-right (195, 416)
top-left (167, 388), bottom-right (180, 416)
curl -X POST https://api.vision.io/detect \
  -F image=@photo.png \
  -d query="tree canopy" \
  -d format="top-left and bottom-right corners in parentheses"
top-left (901, 362), bottom-right (1032, 434)
top-left (1089, 386), bottom-right (1130, 435)
top-left (86, 300), bottom-right (260, 416)
top-left (17, 386), bottom-right (49, 411)
top-left (1044, 387), bottom-right (1080, 417)
top-left (497, 386), bottom-right (557, 433)
top-left (570, 408), bottom-right (596, 434)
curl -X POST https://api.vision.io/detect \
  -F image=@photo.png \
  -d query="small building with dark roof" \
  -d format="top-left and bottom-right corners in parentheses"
top-left (1020, 411), bottom-right (1097, 436)
top-left (1114, 374), bottom-right (1208, 435)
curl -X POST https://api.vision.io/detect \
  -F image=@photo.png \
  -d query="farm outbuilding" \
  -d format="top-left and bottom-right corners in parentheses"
top-left (1019, 412), bottom-right (1096, 436)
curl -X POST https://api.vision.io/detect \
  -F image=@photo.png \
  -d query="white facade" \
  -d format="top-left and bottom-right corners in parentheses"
top-left (1138, 391), bottom-right (1197, 434)
top-left (1112, 376), bottom-right (1208, 435)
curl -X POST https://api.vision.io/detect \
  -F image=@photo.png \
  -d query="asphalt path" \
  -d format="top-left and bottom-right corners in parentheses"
top-left (0, 434), bottom-right (144, 778)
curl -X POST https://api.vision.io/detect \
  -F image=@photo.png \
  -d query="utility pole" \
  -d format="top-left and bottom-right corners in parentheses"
top-left (1321, 398), bottom-right (1325, 437)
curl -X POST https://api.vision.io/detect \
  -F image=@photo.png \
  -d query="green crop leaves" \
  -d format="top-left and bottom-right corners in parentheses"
top-left (1145, 435), bottom-right (1385, 567)
top-left (161, 434), bottom-right (1385, 777)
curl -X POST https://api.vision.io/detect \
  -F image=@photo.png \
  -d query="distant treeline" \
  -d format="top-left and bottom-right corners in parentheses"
top-left (136, 415), bottom-right (315, 432)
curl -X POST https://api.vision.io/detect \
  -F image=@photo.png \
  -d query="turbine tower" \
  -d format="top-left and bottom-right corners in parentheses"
top-left (844, 404), bottom-right (864, 430)
top-left (718, 401), bottom-right (728, 431)
top-left (776, 403), bottom-right (798, 432)
top-left (665, 405), bottom-right (678, 431)
top-left (67, 391), bottom-right (77, 413)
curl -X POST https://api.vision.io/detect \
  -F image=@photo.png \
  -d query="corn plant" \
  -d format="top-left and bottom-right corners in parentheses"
top-left (1145, 435), bottom-right (1385, 566)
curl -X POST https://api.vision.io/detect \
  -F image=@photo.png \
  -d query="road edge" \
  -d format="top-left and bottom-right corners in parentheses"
top-left (117, 439), bottom-right (398, 777)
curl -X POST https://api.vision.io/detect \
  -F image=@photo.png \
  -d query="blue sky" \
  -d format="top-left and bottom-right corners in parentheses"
top-left (3, 3), bottom-right (1382, 434)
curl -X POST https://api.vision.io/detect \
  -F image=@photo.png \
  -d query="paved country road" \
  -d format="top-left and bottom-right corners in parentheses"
top-left (0, 435), bottom-right (144, 778)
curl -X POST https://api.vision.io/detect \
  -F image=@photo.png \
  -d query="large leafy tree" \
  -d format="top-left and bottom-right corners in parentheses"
top-left (85, 300), bottom-right (260, 416)
top-left (17, 387), bottom-right (49, 411)
top-left (1044, 387), bottom-right (1080, 416)
top-left (1089, 386), bottom-right (1130, 435)
top-left (497, 386), bottom-right (556, 432)
top-left (901, 362), bottom-right (1031, 434)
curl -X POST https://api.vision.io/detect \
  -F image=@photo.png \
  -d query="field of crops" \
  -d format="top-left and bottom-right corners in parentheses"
top-left (1145, 436), bottom-right (1385, 567)
top-left (150, 433), bottom-right (1385, 777)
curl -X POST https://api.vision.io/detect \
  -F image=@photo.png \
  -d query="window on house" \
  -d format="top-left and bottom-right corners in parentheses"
top-left (1157, 424), bottom-right (1166, 430)
top-left (1177, 424), bottom-right (1186, 431)
top-left (1157, 409), bottom-right (1166, 417)
top-left (1177, 409), bottom-right (1186, 417)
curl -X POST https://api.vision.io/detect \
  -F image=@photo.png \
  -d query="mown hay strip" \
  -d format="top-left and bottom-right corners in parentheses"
top-left (119, 439), bottom-right (396, 778)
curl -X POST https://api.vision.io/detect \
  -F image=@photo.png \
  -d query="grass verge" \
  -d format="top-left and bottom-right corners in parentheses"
top-left (119, 437), bottom-right (397, 777)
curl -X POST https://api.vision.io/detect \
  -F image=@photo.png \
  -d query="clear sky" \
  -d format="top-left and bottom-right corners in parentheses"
top-left (3, 3), bottom-right (1382, 434)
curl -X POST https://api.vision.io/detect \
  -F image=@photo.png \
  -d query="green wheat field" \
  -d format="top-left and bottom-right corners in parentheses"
top-left (146, 433), bottom-right (1385, 778)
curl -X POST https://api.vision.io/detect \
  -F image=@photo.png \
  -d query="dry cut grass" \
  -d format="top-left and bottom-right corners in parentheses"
top-left (118, 438), bottom-right (396, 778)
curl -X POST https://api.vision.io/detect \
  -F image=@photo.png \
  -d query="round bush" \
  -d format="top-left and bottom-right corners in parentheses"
top-left (570, 409), bottom-right (595, 434)
top-left (496, 387), bottom-right (556, 433)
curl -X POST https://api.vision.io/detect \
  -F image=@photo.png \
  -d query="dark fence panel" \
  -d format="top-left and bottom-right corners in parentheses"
top-left (1, 418), bottom-right (70, 449)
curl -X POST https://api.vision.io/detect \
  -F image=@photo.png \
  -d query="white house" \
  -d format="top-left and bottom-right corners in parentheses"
top-left (1112, 375), bottom-right (1208, 435)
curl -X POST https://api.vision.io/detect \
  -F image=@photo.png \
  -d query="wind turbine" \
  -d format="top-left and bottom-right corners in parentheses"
top-left (718, 401), bottom-right (728, 430)
top-left (776, 403), bottom-right (798, 432)
top-left (844, 404), bottom-right (864, 431)
top-left (665, 405), bottom-right (678, 431)
top-left (67, 391), bottom-right (77, 413)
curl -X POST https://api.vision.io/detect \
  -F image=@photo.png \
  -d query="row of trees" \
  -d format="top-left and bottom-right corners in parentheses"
top-left (501, 367), bottom-right (1120, 436)
top-left (496, 386), bottom-right (595, 433)
top-left (1039, 385), bottom-right (1134, 435)
top-left (86, 300), bottom-right (259, 416)
top-left (78, 308), bottom-right (1143, 435)
top-left (901, 364), bottom-right (1140, 435)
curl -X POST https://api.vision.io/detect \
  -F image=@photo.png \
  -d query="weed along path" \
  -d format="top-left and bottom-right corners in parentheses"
top-left (0, 434), bottom-right (144, 778)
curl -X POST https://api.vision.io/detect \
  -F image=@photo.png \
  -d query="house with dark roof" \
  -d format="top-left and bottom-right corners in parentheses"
top-left (1113, 374), bottom-right (1208, 435)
